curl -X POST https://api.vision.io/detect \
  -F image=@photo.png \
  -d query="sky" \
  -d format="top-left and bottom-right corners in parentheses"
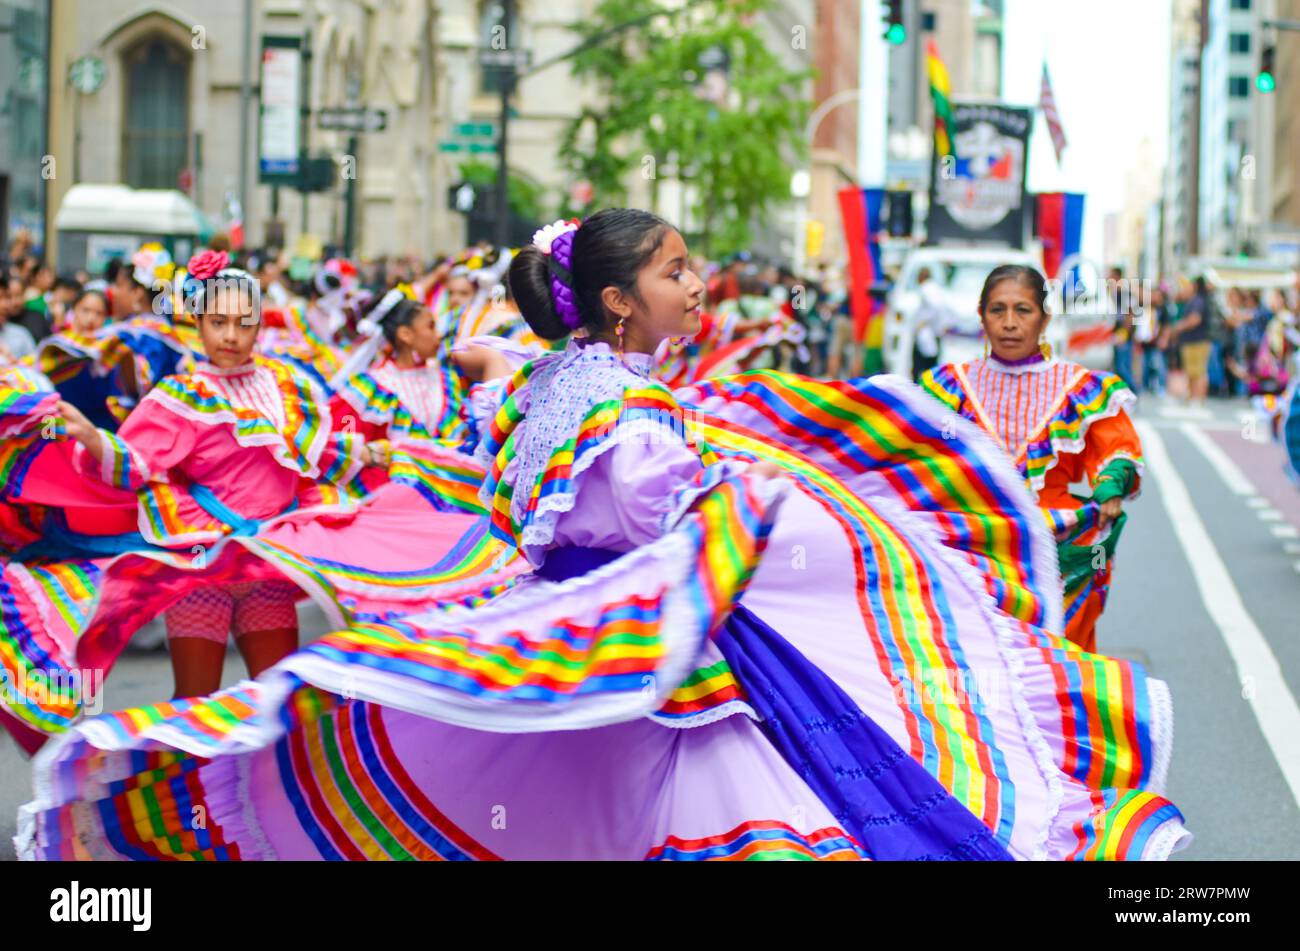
top-left (1001, 0), bottom-right (1172, 266)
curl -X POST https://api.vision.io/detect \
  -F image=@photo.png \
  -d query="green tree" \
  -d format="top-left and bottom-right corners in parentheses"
top-left (560, 0), bottom-right (811, 258)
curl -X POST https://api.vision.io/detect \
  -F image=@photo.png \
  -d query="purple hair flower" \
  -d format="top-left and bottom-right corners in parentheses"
top-left (533, 218), bottom-right (582, 330)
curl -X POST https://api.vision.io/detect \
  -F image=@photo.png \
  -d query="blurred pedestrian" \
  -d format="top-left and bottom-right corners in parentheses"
top-left (67, 288), bottom-right (109, 337)
top-left (0, 279), bottom-right (37, 360)
top-left (47, 275), bottom-right (82, 332)
top-left (1136, 285), bottom-right (1168, 394)
top-left (911, 266), bottom-right (958, 382)
top-left (1173, 276), bottom-right (1215, 409)
top-left (14, 262), bottom-right (54, 342)
top-left (707, 251), bottom-right (748, 304)
top-left (1108, 268), bottom-right (1137, 393)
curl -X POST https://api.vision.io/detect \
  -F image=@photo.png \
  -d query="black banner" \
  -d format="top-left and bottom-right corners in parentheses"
top-left (926, 102), bottom-right (1032, 248)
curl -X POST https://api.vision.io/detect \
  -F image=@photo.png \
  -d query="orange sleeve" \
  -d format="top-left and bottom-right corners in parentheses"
top-left (1083, 409), bottom-right (1143, 494)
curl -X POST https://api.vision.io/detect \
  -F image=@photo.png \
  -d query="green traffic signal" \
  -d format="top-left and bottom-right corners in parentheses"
top-left (886, 23), bottom-right (907, 45)
top-left (1257, 44), bottom-right (1276, 93)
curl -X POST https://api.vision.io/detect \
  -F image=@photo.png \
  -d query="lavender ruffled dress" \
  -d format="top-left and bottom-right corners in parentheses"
top-left (15, 339), bottom-right (1188, 860)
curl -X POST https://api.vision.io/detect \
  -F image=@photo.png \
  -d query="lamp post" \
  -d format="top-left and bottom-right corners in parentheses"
top-left (494, 0), bottom-right (517, 249)
top-left (793, 87), bottom-right (861, 276)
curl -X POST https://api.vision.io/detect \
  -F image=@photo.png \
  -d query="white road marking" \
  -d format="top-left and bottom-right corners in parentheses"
top-left (1138, 420), bottom-right (1300, 809)
top-left (1258, 510), bottom-right (1285, 522)
top-left (1273, 525), bottom-right (1300, 539)
top-left (1158, 404), bottom-right (1215, 421)
top-left (1179, 423), bottom-right (1256, 496)
top-left (1246, 497), bottom-right (1270, 508)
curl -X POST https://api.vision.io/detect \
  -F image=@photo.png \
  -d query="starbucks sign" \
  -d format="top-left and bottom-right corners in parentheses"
top-left (69, 56), bottom-right (106, 94)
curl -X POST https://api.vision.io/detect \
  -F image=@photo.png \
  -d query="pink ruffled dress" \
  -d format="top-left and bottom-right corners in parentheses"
top-left (0, 356), bottom-right (521, 753)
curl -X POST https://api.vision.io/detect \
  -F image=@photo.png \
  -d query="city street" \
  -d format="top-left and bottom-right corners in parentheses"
top-left (2, 391), bottom-right (1297, 861)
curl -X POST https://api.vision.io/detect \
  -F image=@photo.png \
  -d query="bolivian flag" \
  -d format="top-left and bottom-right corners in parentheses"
top-left (927, 38), bottom-right (954, 158)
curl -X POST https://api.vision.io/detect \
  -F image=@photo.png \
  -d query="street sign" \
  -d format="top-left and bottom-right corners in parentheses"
top-left (478, 48), bottom-right (532, 71)
top-left (259, 36), bottom-right (303, 182)
top-left (69, 56), bottom-right (105, 94)
top-left (455, 122), bottom-right (495, 138)
top-left (317, 107), bottom-right (388, 133)
top-left (439, 141), bottom-right (497, 154)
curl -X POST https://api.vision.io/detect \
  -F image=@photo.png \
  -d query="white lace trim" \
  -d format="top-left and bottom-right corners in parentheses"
top-left (649, 699), bottom-right (760, 729)
top-left (1142, 811), bottom-right (1193, 860)
top-left (1026, 386), bottom-right (1137, 494)
top-left (145, 371), bottom-right (342, 481)
top-left (194, 360), bottom-right (259, 378)
top-left (233, 752), bottom-right (279, 860)
top-left (659, 460), bottom-right (751, 536)
top-left (479, 338), bottom-right (675, 561)
top-left (333, 374), bottom-right (400, 427)
top-left (979, 355), bottom-right (1058, 376)
top-left (1145, 676), bottom-right (1175, 797)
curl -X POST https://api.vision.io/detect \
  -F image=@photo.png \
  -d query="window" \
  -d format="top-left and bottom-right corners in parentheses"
top-left (1230, 33), bottom-right (1251, 54)
top-left (1228, 75), bottom-right (1251, 98)
top-left (122, 38), bottom-right (189, 189)
top-left (1230, 0), bottom-right (1252, 9)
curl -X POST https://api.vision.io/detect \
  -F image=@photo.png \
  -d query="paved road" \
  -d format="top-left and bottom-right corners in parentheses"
top-left (1105, 394), bottom-right (1300, 860)
top-left (2, 393), bottom-right (1298, 860)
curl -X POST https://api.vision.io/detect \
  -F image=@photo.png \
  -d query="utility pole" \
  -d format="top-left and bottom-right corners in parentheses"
top-left (298, 27), bottom-right (313, 238)
top-left (343, 133), bottom-right (358, 257)
top-left (1190, 0), bottom-right (1208, 257)
top-left (494, 0), bottom-right (517, 249)
top-left (239, 0), bottom-right (253, 239)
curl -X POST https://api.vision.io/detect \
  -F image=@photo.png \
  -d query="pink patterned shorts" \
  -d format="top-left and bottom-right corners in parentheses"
top-left (164, 581), bottom-right (300, 643)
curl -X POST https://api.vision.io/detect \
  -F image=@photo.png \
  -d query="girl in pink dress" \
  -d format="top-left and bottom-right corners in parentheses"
top-left (54, 255), bottom-right (387, 698)
top-left (17, 212), bottom-right (1187, 861)
top-left (0, 253), bottom-right (523, 752)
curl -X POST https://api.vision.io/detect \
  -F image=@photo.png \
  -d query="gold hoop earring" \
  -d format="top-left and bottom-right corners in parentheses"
top-left (616, 315), bottom-right (626, 357)
top-left (983, 336), bottom-right (990, 360)
top-left (1039, 335), bottom-right (1052, 360)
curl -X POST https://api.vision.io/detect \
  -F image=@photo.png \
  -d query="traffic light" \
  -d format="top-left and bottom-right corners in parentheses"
top-left (883, 0), bottom-right (906, 45)
top-left (805, 219), bottom-right (825, 260)
top-left (885, 190), bottom-right (914, 237)
top-left (1257, 44), bottom-right (1276, 93)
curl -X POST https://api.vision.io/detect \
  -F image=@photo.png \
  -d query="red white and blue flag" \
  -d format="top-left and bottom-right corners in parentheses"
top-left (1039, 63), bottom-right (1068, 164)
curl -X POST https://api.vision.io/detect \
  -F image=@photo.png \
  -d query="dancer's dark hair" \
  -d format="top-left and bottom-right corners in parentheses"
top-left (978, 264), bottom-right (1049, 315)
top-left (509, 208), bottom-right (672, 341)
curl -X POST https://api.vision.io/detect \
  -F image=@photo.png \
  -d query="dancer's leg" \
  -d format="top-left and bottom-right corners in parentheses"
top-left (164, 587), bottom-right (234, 699)
top-left (232, 581), bottom-right (301, 678)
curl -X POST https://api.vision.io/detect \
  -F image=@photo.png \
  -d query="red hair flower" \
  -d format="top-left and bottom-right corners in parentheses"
top-left (187, 250), bottom-right (230, 281)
